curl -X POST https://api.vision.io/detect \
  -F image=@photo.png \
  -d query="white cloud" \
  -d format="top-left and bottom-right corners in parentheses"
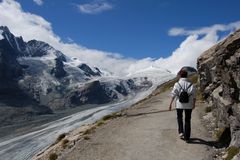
top-left (168, 22), bottom-right (240, 36)
top-left (0, 0), bottom-right (131, 75)
top-left (66, 37), bottom-right (74, 43)
top-left (165, 22), bottom-right (240, 73)
top-left (77, 0), bottom-right (113, 14)
top-left (0, 0), bottom-right (239, 76)
top-left (168, 28), bottom-right (186, 36)
top-left (33, 0), bottom-right (43, 6)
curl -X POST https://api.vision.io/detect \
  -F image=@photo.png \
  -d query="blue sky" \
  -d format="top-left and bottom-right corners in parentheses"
top-left (0, 0), bottom-right (240, 74)
top-left (17, 0), bottom-right (240, 59)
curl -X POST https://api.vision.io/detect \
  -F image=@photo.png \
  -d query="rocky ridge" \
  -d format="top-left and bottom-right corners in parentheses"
top-left (197, 29), bottom-right (240, 157)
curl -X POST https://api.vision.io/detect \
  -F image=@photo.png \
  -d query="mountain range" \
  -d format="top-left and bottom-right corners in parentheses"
top-left (0, 26), bottom-right (174, 127)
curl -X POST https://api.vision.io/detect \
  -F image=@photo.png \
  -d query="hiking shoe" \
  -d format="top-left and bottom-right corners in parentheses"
top-left (185, 139), bottom-right (191, 143)
top-left (179, 133), bottom-right (184, 139)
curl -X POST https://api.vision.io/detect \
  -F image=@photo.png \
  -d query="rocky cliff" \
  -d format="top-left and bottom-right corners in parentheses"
top-left (197, 29), bottom-right (240, 148)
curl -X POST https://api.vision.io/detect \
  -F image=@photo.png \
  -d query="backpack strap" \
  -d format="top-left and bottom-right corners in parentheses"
top-left (186, 83), bottom-right (192, 90)
top-left (177, 82), bottom-right (192, 91)
top-left (177, 82), bottom-right (184, 91)
top-left (186, 83), bottom-right (193, 96)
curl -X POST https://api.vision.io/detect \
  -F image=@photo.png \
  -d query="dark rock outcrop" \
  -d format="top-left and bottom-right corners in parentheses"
top-left (27, 40), bottom-right (66, 61)
top-left (0, 32), bottom-right (23, 92)
top-left (78, 63), bottom-right (101, 77)
top-left (197, 29), bottom-right (240, 147)
top-left (51, 57), bottom-right (67, 78)
top-left (69, 81), bottom-right (117, 105)
top-left (0, 26), bottom-right (66, 60)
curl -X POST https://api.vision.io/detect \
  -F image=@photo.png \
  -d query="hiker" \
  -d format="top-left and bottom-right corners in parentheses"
top-left (169, 69), bottom-right (196, 143)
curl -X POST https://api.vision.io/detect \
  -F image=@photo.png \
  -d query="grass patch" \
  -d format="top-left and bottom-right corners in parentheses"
top-left (158, 78), bottom-right (179, 93)
top-left (188, 74), bottom-right (198, 84)
top-left (61, 139), bottom-right (69, 149)
top-left (205, 106), bottom-right (212, 113)
top-left (196, 89), bottom-right (204, 101)
top-left (102, 114), bottom-right (115, 121)
top-left (56, 133), bottom-right (66, 143)
top-left (102, 112), bottom-right (121, 121)
top-left (225, 146), bottom-right (240, 160)
top-left (96, 121), bottom-right (105, 126)
top-left (49, 153), bottom-right (58, 160)
top-left (215, 128), bottom-right (225, 140)
top-left (83, 126), bottom-right (96, 135)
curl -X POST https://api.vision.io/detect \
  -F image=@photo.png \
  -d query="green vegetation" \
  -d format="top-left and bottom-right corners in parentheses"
top-left (83, 126), bottom-right (96, 135)
top-left (96, 121), bottom-right (105, 126)
top-left (56, 133), bottom-right (66, 142)
top-left (225, 146), bottom-right (240, 160)
top-left (188, 74), bottom-right (198, 84)
top-left (49, 153), bottom-right (58, 160)
top-left (102, 112), bottom-right (121, 121)
top-left (196, 89), bottom-right (204, 101)
top-left (215, 128), bottom-right (225, 140)
top-left (62, 139), bottom-right (69, 149)
top-left (158, 78), bottom-right (179, 93)
top-left (102, 114), bottom-right (115, 121)
top-left (205, 106), bottom-right (212, 113)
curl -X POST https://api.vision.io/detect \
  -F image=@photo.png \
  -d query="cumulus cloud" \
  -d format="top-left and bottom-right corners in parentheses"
top-left (0, 0), bottom-right (131, 75)
top-left (0, 0), bottom-right (239, 75)
top-left (33, 0), bottom-right (43, 6)
top-left (77, 0), bottom-right (113, 14)
top-left (165, 22), bottom-right (240, 73)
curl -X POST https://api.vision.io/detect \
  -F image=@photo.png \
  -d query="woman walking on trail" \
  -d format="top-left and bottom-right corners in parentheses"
top-left (169, 69), bottom-right (196, 143)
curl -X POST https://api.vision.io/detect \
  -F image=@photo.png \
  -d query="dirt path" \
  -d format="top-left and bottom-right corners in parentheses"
top-left (59, 90), bottom-right (214, 160)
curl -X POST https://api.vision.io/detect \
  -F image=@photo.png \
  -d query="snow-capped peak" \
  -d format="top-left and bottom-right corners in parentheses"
top-left (0, 26), bottom-right (27, 53)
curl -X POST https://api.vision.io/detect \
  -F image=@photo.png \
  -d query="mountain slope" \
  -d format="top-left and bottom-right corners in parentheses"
top-left (0, 26), bottom-right (175, 127)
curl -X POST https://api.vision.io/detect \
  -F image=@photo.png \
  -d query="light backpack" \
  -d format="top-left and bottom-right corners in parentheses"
top-left (177, 82), bottom-right (192, 103)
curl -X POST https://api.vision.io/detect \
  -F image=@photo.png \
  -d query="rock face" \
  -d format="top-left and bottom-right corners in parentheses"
top-left (78, 63), bottom-right (101, 77)
top-left (69, 81), bottom-right (117, 105)
top-left (51, 57), bottom-right (67, 78)
top-left (197, 29), bottom-right (240, 147)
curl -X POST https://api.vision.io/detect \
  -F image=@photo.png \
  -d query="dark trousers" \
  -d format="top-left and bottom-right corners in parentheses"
top-left (176, 109), bottom-right (192, 140)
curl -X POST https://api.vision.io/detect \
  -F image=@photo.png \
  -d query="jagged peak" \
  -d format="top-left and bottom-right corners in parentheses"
top-left (0, 26), bottom-right (11, 33)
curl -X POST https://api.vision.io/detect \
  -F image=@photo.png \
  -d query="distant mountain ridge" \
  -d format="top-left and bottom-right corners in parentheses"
top-left (0, 26), bottom-right (66, 59)
top-left (0, 26), bottom-right (174, 126)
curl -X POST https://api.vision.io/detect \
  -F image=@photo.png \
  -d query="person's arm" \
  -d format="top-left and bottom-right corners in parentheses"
top-left (192, 98), bottom-right (196, 110)
top-left (169, 97), bottom-right (175, 111)
top-left (169, 83), bottom-right (177, 111)
top-left (192, 85), bottom-right (196, 110)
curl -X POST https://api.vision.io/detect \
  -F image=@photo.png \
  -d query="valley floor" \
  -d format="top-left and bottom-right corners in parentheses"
top-left (36, 88), bottom-right (216, 160)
